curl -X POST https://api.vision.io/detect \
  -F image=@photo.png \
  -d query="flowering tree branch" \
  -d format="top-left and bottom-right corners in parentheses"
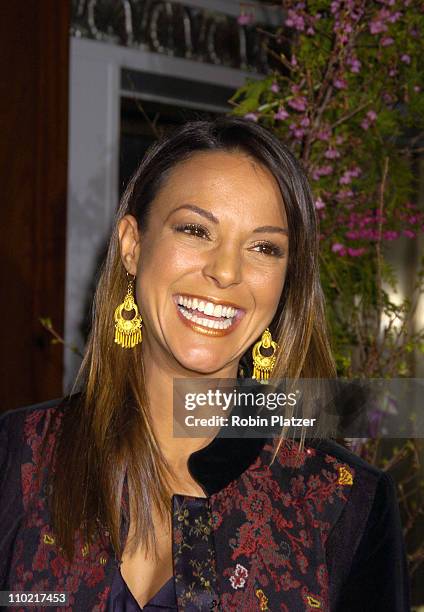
top-left (233, 0), bottom-right (424, 578)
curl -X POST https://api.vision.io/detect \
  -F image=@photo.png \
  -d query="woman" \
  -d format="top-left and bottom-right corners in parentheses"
top-left (0, 117), bottom-right (410, 611)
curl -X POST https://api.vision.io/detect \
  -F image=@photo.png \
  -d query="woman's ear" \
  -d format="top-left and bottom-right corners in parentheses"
top-left (118, 215), bottom-right (141, 275)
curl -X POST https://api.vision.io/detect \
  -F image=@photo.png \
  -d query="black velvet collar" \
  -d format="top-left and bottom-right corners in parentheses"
top-left (187, 434), bottom-right (268, 496)
top-left (186, 379), bottom-right (270, 496)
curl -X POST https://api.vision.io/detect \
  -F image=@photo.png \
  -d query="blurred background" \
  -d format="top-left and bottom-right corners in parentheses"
top-left (0, 0), bottom-right (423, 607)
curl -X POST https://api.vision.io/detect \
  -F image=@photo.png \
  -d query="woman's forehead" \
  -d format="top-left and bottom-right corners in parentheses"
top-left (153, 150), bottom-right (286, 219)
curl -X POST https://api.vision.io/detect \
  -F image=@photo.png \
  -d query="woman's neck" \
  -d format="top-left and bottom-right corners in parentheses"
top-left (140, 343), bottom-right (238, 475)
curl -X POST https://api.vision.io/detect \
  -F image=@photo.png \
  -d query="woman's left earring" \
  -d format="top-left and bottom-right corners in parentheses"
top-left (251, 328), bottom-right (278, 383)
top-left (114, 273), bottom-right (143, 348)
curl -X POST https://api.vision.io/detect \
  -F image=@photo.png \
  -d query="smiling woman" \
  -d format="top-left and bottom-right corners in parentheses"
top-left (0, 117), bottom-right (410, 611)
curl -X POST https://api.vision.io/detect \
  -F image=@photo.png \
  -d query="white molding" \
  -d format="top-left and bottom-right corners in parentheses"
top-left (72, 37), bottom-right (261, 87)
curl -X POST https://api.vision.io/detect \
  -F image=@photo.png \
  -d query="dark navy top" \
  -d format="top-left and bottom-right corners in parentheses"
top-left (108, 567), bottom-right (177, 611)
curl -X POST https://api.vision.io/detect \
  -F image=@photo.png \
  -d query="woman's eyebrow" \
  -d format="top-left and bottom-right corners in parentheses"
top-left (166, 204), bottom-right (218, 224)
top-left (166, 204), bottom-right (288, 235)
top-left (253, 225), bottom-right (289, 235)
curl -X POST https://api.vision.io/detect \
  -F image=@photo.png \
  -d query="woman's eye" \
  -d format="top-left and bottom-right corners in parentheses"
top-left (174, 223), bottom-right (210, 239)
top-left (251, 242), bottom-right (284, 258)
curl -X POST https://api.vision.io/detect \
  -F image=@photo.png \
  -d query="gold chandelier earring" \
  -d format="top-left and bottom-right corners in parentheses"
top-left (114, 273), bottom-right (143, 348)
top-left (252, 328), bottom-right (278, 383)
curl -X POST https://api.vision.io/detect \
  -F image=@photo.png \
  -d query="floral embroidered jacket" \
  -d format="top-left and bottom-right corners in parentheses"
top-left (0, 397), bottom-right (411, 612)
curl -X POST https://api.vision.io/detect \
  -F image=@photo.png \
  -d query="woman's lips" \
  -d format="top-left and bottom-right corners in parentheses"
top-left (173, 294), bottom-right (245, 337)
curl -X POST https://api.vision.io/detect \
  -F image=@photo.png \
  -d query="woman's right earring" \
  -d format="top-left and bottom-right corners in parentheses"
top-left (251, 328), bottom-right (278, 383)
top-left (114, 274), bottom-right (143, 348)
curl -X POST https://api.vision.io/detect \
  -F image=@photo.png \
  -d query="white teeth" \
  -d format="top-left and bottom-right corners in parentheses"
top-left (213, 304), bottom-right (222, 317)
top-left (176, 296), bottom-right (239, 322)
top-left (178, 305), bottom-right (235, 329)
top-left (204, 302), bottom-right (214, 316)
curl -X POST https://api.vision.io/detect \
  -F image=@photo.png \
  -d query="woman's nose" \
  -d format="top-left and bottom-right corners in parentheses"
top-left (202, 242), bottom-right (242, 289)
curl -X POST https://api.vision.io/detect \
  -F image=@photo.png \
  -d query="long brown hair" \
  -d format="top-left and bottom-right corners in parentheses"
top-left (46, 116), bottom-right (336, 563)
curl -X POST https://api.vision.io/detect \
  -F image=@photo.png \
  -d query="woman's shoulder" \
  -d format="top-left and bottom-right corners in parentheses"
top-left (307, 437), bottom-right (401, 509)
top-left (269, 435), bottom-right (385, 482)
top-left (307, 439), bottom-right (411, 609)
top-left (0, 395), bottom-right (78, 472)
top-left (306, 436), bottom-right (385, 478)
top-left (266, 435), bottom-right (397, 542)
top-left (303, 436), bottom-right (396, 509)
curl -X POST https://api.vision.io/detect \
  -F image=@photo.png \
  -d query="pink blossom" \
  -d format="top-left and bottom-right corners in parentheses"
top-left (306, 26), bottom-right (315, 35)
top-left (291, 54), bottom-right (298, 67)
top-left (350, 8), bottom-right (363, 21)
top-left (288, 96), bottom-right (308, 112)
top-left (324, 147), bottom-right (340, 159)
top-left (389, 68), bottom-right (397, 77)
top-left (350, 166), bottom-right (362, 177)
top-left (369, 20), bottom-right (387, 34)
top-left (403, 229), bottom-right (415, 238)
top-left (333, 78), bottom-right (347, 89)
top-left (315, 197), bottom-right (326, 210)
top-left (337, 32), bottom-right (349, 45)
top-left (330, 1), bottom-right (341, 14)
top-left (285, 10), bottom-right (305, 31)
top-left (383, 230), bottom-right (399, 240)
top-left (414, 86), bottom-right (421, 93)
top-left (347, 228), bottom-right (379, 240)
top-left (289, 123), bottom-right (305, 139)
top-left (347, 57), bottom-right (362, 73)
top-left (361, 119), bottom-right (370, 130)
top-left (336, 189), bottom-right (354, 200)
top-left (274, 107), bottom-right (289, 121)
top-left (270, 82), bottom-right (280, 93)
top-left (347, 247), bottom-right (367, 257)
top-left (367, 110), bottom-right (377, 122)
top-left (244, 112), bottom-right (258, 122)
top-left (332, 243), bottom-right (347, 255)
top-left (340, 172), bottom-right (353, 185)
top-left (317, 128), bottom-right (331, 141)
top-left (388, 11), bottom-right (402, 23)
top-left (381, 37), bottom-right (394, 46)
top-left (312, 165), bottom-right (334, 180)
top-left (300, 116), bottom-right (310, 127)
top-left (401, 54), bottom-right (411, 64)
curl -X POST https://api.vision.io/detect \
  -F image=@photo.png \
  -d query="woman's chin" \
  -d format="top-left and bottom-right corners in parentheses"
top-left (172, 350), bottom-right (230, 377)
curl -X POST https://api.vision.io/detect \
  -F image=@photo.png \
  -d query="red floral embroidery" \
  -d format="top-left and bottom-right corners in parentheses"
top-left (229, 563), bottom-right (249, 589)
top-left (210, 437), bottom-right (355, 610)
top-left (7, 404), bottom-right (116, 611)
